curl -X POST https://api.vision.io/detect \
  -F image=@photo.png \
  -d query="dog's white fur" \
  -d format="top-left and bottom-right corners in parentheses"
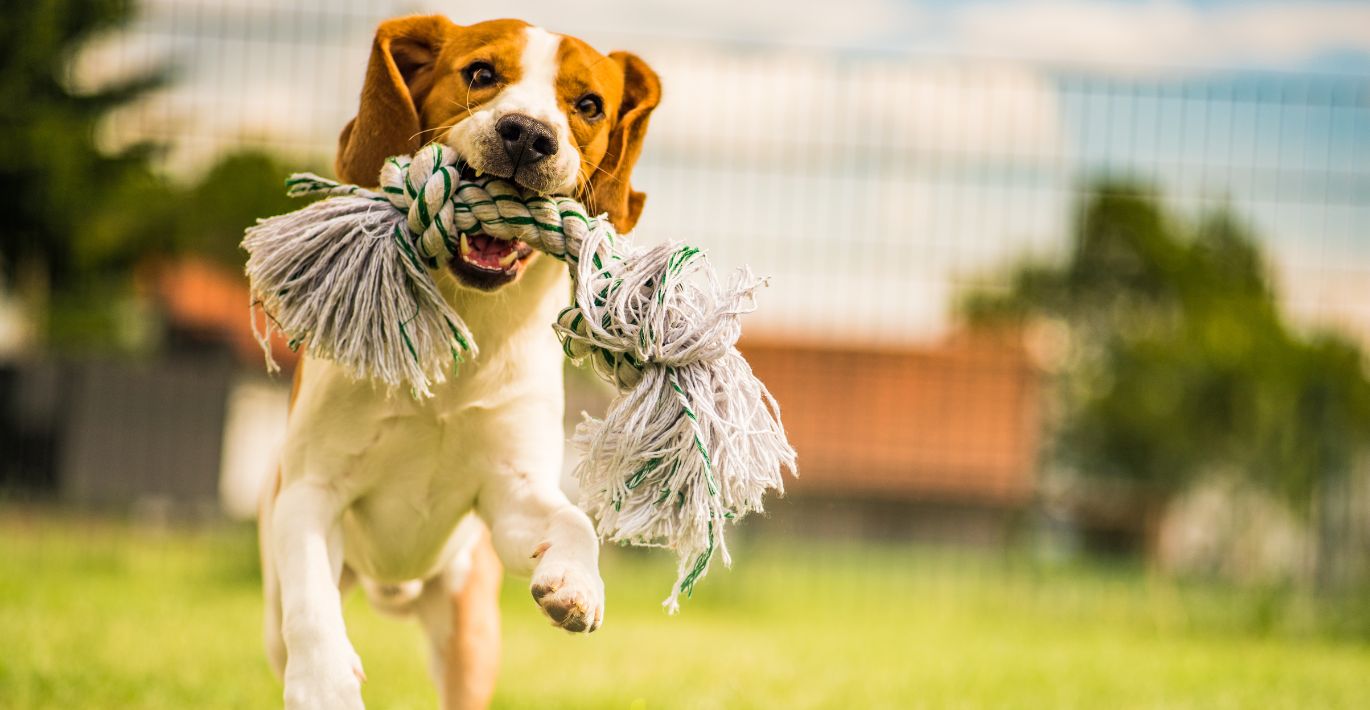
top-left (260, 26), bottom-right (604, 710)
top-left (447, 27), bottom-right (581, 195)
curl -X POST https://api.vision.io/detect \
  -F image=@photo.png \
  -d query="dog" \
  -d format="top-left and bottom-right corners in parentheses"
top-left (257, 15), bottom-right (660, 709)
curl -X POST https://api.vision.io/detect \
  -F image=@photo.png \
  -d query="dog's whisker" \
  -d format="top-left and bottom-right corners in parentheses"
top-left (408, 123), bottom-right (456, 145)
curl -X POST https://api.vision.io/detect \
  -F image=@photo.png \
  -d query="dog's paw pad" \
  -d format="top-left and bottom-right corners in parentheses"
top-left (530, 564), bottom-right (603, 633)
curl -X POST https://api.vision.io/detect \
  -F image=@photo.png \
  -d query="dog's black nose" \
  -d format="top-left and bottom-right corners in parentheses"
top-left (496, 114), bottom-right (558, 165)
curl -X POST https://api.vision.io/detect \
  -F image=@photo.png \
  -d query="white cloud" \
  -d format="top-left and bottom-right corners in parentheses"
top-left (445, 0), bottom-right (1370, 73)
top-left (640, 48), bottom-right (1065, 164)
top-left (435, 0), bottom-right (922, 49)
top-left (951, 1), bottom-right (1370, 71)
top-left (1268, 238), bottom-right (1370, 346)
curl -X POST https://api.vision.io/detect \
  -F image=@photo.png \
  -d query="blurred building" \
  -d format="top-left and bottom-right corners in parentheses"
top-left (744, 334), bottom-right (1039, 504)
top-left (740, 333), bottom-right (1041, 544)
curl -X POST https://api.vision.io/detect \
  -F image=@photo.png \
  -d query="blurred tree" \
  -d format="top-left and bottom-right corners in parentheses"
top-left (170, 151), bottom-right (303, 266)
top-left (43, 147), bottom-right (311, 350)
top-left (0, 0), bottom-right (167, 285)
top-left (965, 183), bottom-right (1370, 542)
top-left (0, 3), bottom-right (307, 349)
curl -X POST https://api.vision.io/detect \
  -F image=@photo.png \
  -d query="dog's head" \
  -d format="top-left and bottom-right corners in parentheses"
top-left (336, 16), bottom-right (661, 291)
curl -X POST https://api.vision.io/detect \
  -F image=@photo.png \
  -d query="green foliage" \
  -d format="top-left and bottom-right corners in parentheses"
top-left (965, 182), bottom-right (1370, 507)
top-left (0, 0), bottom-right (167, 283)
top-left (49, 148), bottom-right (314, 349)
top-left (169, 151), bottom-right (306, 266)
top-left (77, 148), bottom-right (311, 272)
top-left (0, 2), bottom-right (308, 351)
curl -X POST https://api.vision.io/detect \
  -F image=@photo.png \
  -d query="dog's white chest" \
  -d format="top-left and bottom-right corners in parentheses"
top-left (337, 399), bottom-right (489, 582)
top-left (291, 355), bottom-right (565, 582)
top-left (281, 262), bottom-right (571, 583)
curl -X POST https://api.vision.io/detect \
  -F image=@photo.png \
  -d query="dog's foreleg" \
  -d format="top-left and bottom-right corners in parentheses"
top-left (478, 473), bottom-right (604, 633)
top-left (272, 480), bottom-right (365, 710)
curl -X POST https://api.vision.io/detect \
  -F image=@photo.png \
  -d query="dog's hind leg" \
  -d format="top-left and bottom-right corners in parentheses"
top-left (414, 516), bottom-right (503, 710)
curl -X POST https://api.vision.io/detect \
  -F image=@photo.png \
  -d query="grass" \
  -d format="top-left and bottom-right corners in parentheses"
top-left (1, 510), bottom-right (1368, 709)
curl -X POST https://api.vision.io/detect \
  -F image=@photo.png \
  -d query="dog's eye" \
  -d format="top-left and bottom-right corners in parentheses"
top-left (576, 93), bottom-right (604, 120)
top-left (464, 61), bottom-right (497, 89)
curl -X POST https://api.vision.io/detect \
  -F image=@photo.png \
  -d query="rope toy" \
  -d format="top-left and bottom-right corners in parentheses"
top-left (242, 143), bottom-right (797, 610)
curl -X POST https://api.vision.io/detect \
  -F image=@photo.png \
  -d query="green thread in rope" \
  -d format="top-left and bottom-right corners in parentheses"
top-left (678, 520), bottom-right (715, 598)
top-left (669, 368), bottom-right (718, 496)
top-left (626, 458), bottom-right (661, 489)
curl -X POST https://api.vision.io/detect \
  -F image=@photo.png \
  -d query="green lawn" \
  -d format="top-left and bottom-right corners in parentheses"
top-left (1, 510), bottom-right (1367, 709)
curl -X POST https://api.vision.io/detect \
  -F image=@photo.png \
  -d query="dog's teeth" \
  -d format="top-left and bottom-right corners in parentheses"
top-left (459, 233), bottom-right (472, 256)
top-left (474, 169), bottom-right (484, 178)
top-left (499, 250), bottom-right (518, 268)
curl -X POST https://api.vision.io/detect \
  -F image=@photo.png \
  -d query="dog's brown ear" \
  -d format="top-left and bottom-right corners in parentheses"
top-left (336, 15), bottom-right (453, 185)
top-left (586, 52), bottom-right (661, 233)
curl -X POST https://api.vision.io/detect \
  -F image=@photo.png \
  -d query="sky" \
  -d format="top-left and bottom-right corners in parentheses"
top-left (82, 0), bottom-right (1370, 346)
top-left (427, 0), bottom-right (1370, 73)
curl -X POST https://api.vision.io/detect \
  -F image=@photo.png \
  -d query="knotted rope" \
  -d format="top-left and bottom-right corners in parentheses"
top-left (243, 143), bottom-right (797, 610)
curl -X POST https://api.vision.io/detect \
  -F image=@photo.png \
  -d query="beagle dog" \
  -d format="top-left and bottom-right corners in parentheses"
top-left (257, 16), bottom-right (660, 710)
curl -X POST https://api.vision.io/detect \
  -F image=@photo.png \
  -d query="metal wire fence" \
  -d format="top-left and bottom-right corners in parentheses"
top-left (85, 1), bottom-right (1370, 344)
top-left (8, 0), bottom-right (1370, 583)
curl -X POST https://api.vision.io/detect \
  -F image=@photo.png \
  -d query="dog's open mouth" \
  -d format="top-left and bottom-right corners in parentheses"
top-left (457, 231), bottom-right (534, 271)
top-left (447, 232), bottom-right (536, 290)
top-left (443, 165), bottom-right (554, 290)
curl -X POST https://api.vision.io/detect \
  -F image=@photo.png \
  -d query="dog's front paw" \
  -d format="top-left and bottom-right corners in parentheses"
top-left (530, 550), bottom-right (605, 633)
top-left (283, 643), bottom-right (366, 710)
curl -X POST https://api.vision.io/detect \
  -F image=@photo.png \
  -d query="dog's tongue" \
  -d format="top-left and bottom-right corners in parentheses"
top-left (462, 233), bottom-right (516, 270)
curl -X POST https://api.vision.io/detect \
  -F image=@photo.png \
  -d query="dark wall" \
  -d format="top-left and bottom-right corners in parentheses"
top-left (1, 356), bottom-right (234, 509)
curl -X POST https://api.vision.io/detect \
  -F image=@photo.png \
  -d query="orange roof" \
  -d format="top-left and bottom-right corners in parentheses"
top-left (741, 331), bottom-right (1040, 506)
top-left (144, 257), bottom-right (298, 370)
